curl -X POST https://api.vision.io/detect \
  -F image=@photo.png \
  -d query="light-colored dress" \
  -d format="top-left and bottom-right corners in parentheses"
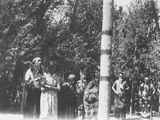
top-left (40, 73), bottom-right (59, 120)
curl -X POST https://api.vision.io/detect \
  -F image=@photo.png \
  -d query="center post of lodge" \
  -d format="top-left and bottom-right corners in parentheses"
top-left (97, 0), bottom-right (113, 120)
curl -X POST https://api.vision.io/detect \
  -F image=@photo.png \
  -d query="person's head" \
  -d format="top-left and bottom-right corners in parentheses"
top-left (32, 57), bottom-right (43, 73)
top-left (67, 74), bottom-right (76, 84)
top-left (144, 77), bottom-right (150, 84)
top-left (144, 77), bottom-right (149, 82)
top-left (68, 74), bottom-right (75, 80)
top-left (32, 57), bottom-right (42, 66)
top-left (118, 73), bottom-right (123, 79)
top-left (119, 73), bottom-right (123, 77)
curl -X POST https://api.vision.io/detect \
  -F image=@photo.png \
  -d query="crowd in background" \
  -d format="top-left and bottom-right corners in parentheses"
top-left (111, 73), bottom-right (160, 119)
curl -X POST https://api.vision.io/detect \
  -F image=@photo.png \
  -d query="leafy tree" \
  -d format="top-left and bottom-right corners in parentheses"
top-left (111, 0), bottom-right (159, 112)
top-left (0, 0), bottom-right (103, 110)
top-left (1, 0), bottom-right (159, 114)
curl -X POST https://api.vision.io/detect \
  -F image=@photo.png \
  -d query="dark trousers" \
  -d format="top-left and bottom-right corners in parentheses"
top-left (114, 95), bottom-right (126, 119)
top-left (58, 86), bottom-right (76, 118)
top-left (23, 88), bottom-right (41, 118)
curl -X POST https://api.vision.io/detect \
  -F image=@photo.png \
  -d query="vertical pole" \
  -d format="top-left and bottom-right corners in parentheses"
top-left (97, 0), bottom-right (113, 120)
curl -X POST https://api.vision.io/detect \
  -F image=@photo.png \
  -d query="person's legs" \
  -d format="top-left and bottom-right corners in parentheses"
top-left (24, 89), bottom-right (35, 118)
top-left (114, 96), bottom-right (120, 118)
top-left (84, 103), bottom-right (90, 119)
top-left (121, 106), bottom-right (126, 120)
top-left (35, 89), bottom-right (41, 118)
top-left (32, 88), bottom-right (41, 118)
top-left (40, 91), bottom-right (49, 118)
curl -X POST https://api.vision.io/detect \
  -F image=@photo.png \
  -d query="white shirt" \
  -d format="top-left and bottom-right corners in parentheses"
top-left (25, 68), bottom-right (34, 82)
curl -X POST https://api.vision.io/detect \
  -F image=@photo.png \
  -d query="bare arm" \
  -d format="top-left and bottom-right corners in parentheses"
top-left (158, 88), bottom-right (160, 94)
top-left (151, 84), bottom-right (156, 94)
top-left (112, 81), bottom-right (118, 94)
top-left (44, 82), bottom-right (61, 91)
top-left (24, 69), bottom-right (34, 85)
top-left (56, 83), bottom-right (61, 91)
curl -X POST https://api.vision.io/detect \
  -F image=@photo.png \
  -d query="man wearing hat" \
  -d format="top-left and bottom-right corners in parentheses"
top-left (59, 74), bottom-right (77, 119)
top-left (23, 57), bottom-right (44, 119)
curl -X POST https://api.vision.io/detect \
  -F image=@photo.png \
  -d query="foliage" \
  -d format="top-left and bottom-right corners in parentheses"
top-left (0, 0), bottom-right (159, 113)
top-left (0, 0), bottom-right (103, 109)
top-left (111, 0), bottom-right (159, 111)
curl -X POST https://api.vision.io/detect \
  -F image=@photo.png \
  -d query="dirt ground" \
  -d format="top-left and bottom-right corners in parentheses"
top-left (0, 113), bottom-right (160, 120)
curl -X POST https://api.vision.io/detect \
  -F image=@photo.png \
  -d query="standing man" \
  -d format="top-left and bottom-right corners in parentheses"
top-left (59, 74), bottom-right (77, 119)
top-left (23, 57), bottom-right (45, 119)
top-left (139, 77), bottom-right (150, 113)
top-left (112, 73), bottom-right (128, 119)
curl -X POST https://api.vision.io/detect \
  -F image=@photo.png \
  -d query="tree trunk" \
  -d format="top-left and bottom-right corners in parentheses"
top-left (97, 0), bottom-right (113, 120)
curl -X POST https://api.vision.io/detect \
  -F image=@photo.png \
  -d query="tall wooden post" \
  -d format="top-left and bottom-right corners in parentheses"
top-left (97, 0), bottom-right (113, 120)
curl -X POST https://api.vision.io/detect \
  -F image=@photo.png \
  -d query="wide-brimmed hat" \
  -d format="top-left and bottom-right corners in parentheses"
top-left (32, 57), bottom-right (42, 64)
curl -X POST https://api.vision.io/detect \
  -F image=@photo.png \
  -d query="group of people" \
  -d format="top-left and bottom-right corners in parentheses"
top-left (22, 57), bottom-right (60, 119)
top-left (111, 73), bottom-right (160, 119)
top-left (24, 57), bottom-right (151, 120)
top-left (21, 56), bottom-right (99, 120)
top-left (138, 77), bottom-right (157, 114)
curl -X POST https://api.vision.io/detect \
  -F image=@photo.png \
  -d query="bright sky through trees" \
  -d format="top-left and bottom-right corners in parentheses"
top-left (115, 0), bottom-right (132, 11)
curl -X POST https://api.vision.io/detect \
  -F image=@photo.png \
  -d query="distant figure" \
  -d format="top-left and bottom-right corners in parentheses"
top-left (139, 77), bottom-right (150, 113)
top-left (139, 77), bottom-right (156, 113)
top-left (40, 73), bottom-right (60, 120)
top-left (112, 73), bottom-right (128, 119)
top-left (149, 80), bottom-right (156, 112)
top-left (75, 72), bottom-right (87, 120)
top-left (23, 57), bottom-right (44, 118)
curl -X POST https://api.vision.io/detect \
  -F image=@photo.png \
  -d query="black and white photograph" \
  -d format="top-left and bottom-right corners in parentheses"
top-left (1, 0), bottom-right (160, 120)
